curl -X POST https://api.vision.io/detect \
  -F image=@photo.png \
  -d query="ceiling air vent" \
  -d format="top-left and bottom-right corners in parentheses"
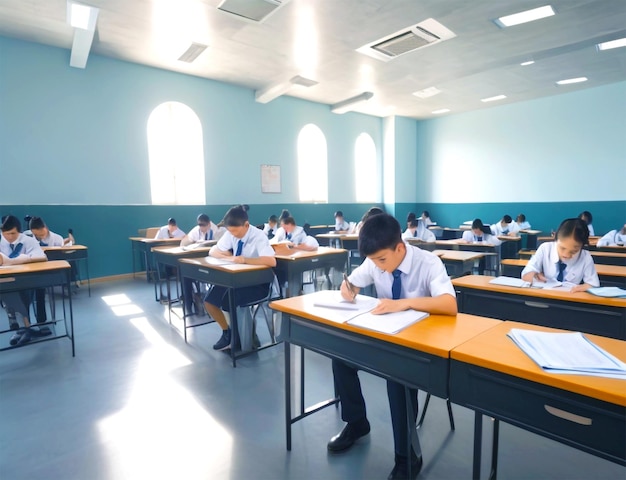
top-left (217, 0), bottom-right (290, 23)
top-left (357, 18), bottom-right (456, 62)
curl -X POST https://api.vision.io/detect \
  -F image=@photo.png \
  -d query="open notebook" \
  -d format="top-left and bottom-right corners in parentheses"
top-left (489, 276), bottom-right (530, 288)
top-left (310, 290), bottom-right (429, 334)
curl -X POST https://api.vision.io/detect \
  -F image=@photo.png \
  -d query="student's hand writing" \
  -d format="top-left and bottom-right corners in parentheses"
top-left (370, 298), bottom-right (408, 315)
top-left (340, 280), bottom-right (356, 302)
top-left (535, 273), bottom-right (547, 283)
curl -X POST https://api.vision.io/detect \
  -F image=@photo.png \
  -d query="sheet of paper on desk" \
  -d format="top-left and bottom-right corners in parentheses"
top-left (310, 291), bottom-right (378, 323)
top-left (203, 256), bottom-right (233, 265)
top-left (347, 310), bottom-right (429, 335)
top-left (587, 286), bottom-right (626, 298)
top-left (507, 329), bottom-right (626, 379)
top-left (489, 276), bottom-right (530, 288)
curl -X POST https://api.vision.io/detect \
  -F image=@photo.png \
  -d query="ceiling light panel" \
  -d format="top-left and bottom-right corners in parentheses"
top-left (597, 38), bottom-right (626, 51)
top-left (556, 77), bottom-right (588, 85)
top-left (495, 5), bottom-right (555, 28)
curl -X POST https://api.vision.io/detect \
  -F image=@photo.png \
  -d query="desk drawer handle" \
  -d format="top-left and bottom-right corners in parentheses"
top-left (544, 405), bottom-right (592, 425)
top-left (198, 269), bottom-right (210, 274)
top-left (0, 277), bottom-right (16, 283)
top-left (525, 301), bottom-right (550, 309)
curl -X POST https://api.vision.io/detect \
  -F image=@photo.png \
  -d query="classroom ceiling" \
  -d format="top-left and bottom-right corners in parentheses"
top-left (1, 0), bottom-right (625, 119)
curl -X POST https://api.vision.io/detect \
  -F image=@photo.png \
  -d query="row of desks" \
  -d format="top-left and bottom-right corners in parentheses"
top-left (270, 295), bottom-right (626, 479)
top-left (519, 248), bottom-right (626, 266)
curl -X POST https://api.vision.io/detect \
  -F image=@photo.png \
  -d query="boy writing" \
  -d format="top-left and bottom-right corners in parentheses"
top-left (204, 205), bottom-right (276, 351)
top-left (330, 213), bottom-right (457, 480)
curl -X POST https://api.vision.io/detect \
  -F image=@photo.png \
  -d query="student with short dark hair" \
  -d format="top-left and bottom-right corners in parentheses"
top-left (29, 216), bottom-right (64, 246)
top-left (578, 211), bottom-right (595, 236)
top-left (0, 215), bottom-right (48, 345)
top-left (154, 217), bottom-right (185, 239)
top-left (329, 213), bottom-right (457, 480)
top-left (522, 218), bottom-right (599, 292)
top-left (205, 205), bottom-right (276, 351)
top-left (420, 210), bottom-right (435, 226)
top-left (263, 215), bottom-right (278, 240)
top-left (461, 219), bottom-right (502, 245)
top-left (180, 214), bottom-right (218, 247)
top-left (597, 224), bottom-right (626, 246)
top-left (402, 218), bottom-right (435, 242)
top-left (490, 214), bottom-right (520, 236)
top-left (272, 216), bottom-right (318, 251)
top-left (515, 213), bottom-right (531, 230)
top-left (334, 211), bottom-right (350, 232)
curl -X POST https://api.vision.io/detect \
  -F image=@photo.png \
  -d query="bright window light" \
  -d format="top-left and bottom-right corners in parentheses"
top-left (297, 124), bottom-right (328, 203)
top-left (597, 38), bottom-right (626, 51)
top-left (520, 60), bottom-right (535, 66)
top-left (481, 95), bottom-right (507, 103)
top-left (70, 3), bottom-right (92, 29)
top-left (432, 108), bottom-right (450, 114)
top-left (556, 77), bottom-right (588, 85)
top-left (496, 5), bottom-right (555, 27)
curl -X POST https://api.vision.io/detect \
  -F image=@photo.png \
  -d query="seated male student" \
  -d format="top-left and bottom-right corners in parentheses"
top-left (597, 224), bottom-right (626, 247)
top-left (263, 215), bottom-right (279, 240)
top-left (490, 214), bottom-right (520, 236)
top-left (402, 218), bottom-right (436, 242)
top-left (154, 217), bottom-right (185, 239)
top-left (0, 215), bottom-right (50, 346)
top-left (204, 205), bottom-right (276, 351)
top-left (515, 213), bottom-right (531, 230)
top-left (180, 214), bottom-right (218, 247)
top-left (271, 216), bottom-right (318, 252)
top-left (332, 213), bottom-right (457, 480)
top-left (334, 211), bottom-right (350, 233)
top-left (460, 219), bottom-right (503, 245)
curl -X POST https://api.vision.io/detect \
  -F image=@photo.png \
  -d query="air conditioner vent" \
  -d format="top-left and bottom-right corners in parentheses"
top-left (217, 0), bottom-right (289, 23)
top-left (178, 42), bottom-right (208, 63)
top-left (357, 18), bottom-right (456, 62)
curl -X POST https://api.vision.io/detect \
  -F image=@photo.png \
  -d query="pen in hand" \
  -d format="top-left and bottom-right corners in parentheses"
top-left (343, 273), bottom-right (357, 303)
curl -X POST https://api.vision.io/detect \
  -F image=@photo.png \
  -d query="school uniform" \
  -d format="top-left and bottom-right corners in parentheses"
top-left (0, 233), bottom-right (47, 319)
top-left (461, 230), bottom-right (502, 246)
top-left (334, 245), bottom-right (455, 458)
top-left (422, 217), bottom-right (435, 226)
top-left (204, 226), bottom-right (276, 311)
top-left (34, 230), bottom-right (64, 247)
top-left (335, 219), bottom-right (350, 231)
top-left (402, 222), bottom-right (436, 242)
top-left (597, 230), bottom-right (626, 247)
top-left (587, 224), bottom-right (595, 236)
top-left (263, 223), bottom-right (277, 239)
top-left (187, 222), bottom-right (218, 242)
top-left (516, 221), bottom-right (531, 230)
top-left (154, 225), bottom-right (185, 239)
top-left (271, 225), bottom-right (306, 245)
top-left (521, 241), bottom-right (599, 286)
top-left (490, 221), bottom-right (520, 236)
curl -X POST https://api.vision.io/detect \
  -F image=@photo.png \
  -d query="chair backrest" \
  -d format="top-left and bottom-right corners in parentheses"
top-left (142, 227), bottom-right (160, 238)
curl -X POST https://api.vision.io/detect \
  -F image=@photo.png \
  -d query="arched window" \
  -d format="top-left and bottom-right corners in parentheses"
top-left (354, 133), bottom-right (377, 202)
top-left (297, 124), bottom-right (328, 203)
top-left (147, 102), bottom-right (205, 205)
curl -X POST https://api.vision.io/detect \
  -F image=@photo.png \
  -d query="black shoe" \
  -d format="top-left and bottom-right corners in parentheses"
top-left (327, 419), bottom-right (370, 452)
top-left (9, 329), bottom-right (25, 346)
top-left (15, 328), bottom-right (33, 346)
top-left (387, 454), bottom-right (423, 480)
top-left (212, 329), bottom-right (231, 351)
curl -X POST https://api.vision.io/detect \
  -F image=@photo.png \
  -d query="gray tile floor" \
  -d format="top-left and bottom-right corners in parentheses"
top-left (0, 279), bottom-right (624, 480)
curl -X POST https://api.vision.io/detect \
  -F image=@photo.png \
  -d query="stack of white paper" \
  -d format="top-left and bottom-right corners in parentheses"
top-left (587, 287), bottom-right (626, 298)
top-left (489, 276), bottom-right (530, 288)
top-left (507, 329), bottom-right (626, 379)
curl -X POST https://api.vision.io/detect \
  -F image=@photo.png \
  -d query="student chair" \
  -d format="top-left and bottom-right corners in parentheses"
top-left (417, 392), bottom-right (455, 431)
top-left (236, 276), bottom-right (282, 350)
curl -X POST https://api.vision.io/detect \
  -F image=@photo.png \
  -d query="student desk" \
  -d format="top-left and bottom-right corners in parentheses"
top-left (450, 321), bottom-right (626, 479)
top-left (431, 250), bottom-right (487, 278)
top-left (42, 245), bottom-right (90, 296)
top-left (268, 293), bottom-right (502, 451)
top-left (497, 236), bottom-right (521, 259)
top-left (452, 275), bottom-right (626, 340)
top-left (178, 258), bottom-right (276, 367)
top-left (589, 244), bottom-right (626, 253)
top-left (273, 246), bottom-right (348, 297)
top-left (407, 239), bottom-right (500, 275)
top-left (151, 245), bottom-right (215, 339)
top-left (519, 229), bottom-right (542, 249)
top-left (0, 260), bottom-right (75, 356)
top-left (501, 258), bottom-right (626, 288)
top-left (129, 237), bottom-right (181, 282)
top-left (519, 249), bottom-right (626, 266)
top-left (315, 233), bottom-right (361, 272)
top-left (307, 225), bottom-right (334, 237)
top-left (439, 227), bottom-right (465, 239)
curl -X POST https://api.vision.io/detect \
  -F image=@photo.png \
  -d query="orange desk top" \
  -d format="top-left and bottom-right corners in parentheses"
top-left (274, 246), bottom-right (347, 260)
top-left (433, 250), bottom-right (486, 261)
top-left (151, 244), bottom-right (215, 255)
top-left (179, 257), bottom-right (271, 273)
top-left (451, 321), bottom-right (626, 406)
top-left (501, 258), bottom-right (626, 277)
top-left (315, 233), bottom-right (358, 240)
top-left (42, 245), bottom-right (87, 251)
top-left (0, 260), bottom-right (69, 275)
top-left (270, 294), bottom-right (501, 358)
top-left (452, 274), bottom-right (626, 307)
top-left (129, 237), bottom-right (181, 244)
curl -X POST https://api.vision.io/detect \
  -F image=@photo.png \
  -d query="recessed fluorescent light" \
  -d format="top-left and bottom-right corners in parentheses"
top-left (178, 42), bottom-right (208, 63)
top-left (520, 60), bottom-right (535, 66)
top-left (481, 95), bottom-right (507, 103)
top-left (413, 87), bottom-right (441, 99)
top-left (597, 38), bottom-right (626, 51)
top-left (330, 92), bottom-right (374, 114)
top-left (495, 5), bottom-right (555, 27)
top-left (556, 77), bottom-right (588, 85)
top-left (432, 108), bottom-right (450, 114)
top-left (68, 2), bottom-right (92, 29)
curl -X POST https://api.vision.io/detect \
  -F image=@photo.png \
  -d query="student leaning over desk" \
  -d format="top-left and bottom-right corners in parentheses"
top-left (521, 218), bottom-right (599, 293)
top-left (0, 215), bottom-right (50, 346)
top-left (597, 224), bottom-right (626, 246)
top-left (402, 218), bottom-right (435, 242)
top-left (154, 217), bottom-right (185, 239)
top-left (331, 213), bottom-right (457, 480)
top-left (460, 219), bottom-right (502, 246)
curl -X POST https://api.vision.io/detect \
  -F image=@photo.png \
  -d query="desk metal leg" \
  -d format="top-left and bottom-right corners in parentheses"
top-left (473, 411), bottom-right (482, 480)
top-left (285, 340), bottom-right (292, 451)
top-left (405, 386), bottom-right (422, 480)
top-left (228, 289), bottom-right (238, 368)
top-left (489, 418), bottom-right (499, 480)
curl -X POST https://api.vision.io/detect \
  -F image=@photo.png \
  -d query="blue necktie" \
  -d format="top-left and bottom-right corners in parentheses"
top-left (476, 236), bottom-right (483, 242)
top-left (209, 230), bottom-right (213, 240)
top-left (204, 232), bottom-right (208, 241)
top-left (413, 230), bottom-right (417, 237)
top-left (235, 240), bottom-right (244, 256)
top-left (392, 269), bottom-right (402, 300)
top-left (286, 233), bottom-right (292, 240)
top-left (557, 261), bottom-right (566, 282)
top-left (39, 240), bottom-right (48, 247)
top-left (9, 243), bottom-right (23, 258)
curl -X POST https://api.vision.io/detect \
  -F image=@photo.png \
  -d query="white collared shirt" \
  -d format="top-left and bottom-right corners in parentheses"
top-left (461, 230), bottom-right (502, 246)
top-left (215, 224), bottom-right (275, 258)
top-left (521, 242), bottom-right (599, 286)
top-left (0, 233), bottom-right (47, 265)
top-left (271, 225), bottom-right (306, 245)
top-left (37, 230), bottom-right (64, 247)
top-left (402, 222), bottom-right (435, 242)
top-left (597, 230), bottom-right (626, 247)
top-left (335, 219), bottom-right (350, 231)
top-left (155, 225), bottom-right (185, 239)
top-left (187, 222), bottom-right (218, 242)
top-left (490, 221), bottom-right (520, 236)
top-left (348, 244), bottom-right (455, 300)
top-left (517, 221), bottom-right (531, 230)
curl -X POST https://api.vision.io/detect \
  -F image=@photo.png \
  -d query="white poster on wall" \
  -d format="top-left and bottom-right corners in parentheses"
top-left (261, 165), bottom-right (281, 193)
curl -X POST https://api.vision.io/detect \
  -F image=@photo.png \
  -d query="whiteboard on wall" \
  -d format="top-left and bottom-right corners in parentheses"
top-left (261, 165), bottom-right (281, 193)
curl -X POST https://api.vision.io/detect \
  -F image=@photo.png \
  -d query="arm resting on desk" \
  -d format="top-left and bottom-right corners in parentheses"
top-left (373, 293), bottom-right (458, 315)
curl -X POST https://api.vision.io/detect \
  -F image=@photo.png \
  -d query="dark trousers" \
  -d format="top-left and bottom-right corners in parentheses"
top-left (332, 359), bottom-right (418, 456)
top-left (204, 284), bottom-right (271, 311)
